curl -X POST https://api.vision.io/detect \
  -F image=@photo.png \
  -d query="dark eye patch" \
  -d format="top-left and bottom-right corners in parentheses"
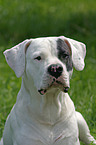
top-left (57, 39), bottom-right (73, 71)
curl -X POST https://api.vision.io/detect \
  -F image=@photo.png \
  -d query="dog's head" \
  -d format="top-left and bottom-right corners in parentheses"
top-left (4, 36), bottom-right (86, 95)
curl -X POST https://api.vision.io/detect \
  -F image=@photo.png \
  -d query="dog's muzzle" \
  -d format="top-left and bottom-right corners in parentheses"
top-left (38, 64), bottom-right (69, 95)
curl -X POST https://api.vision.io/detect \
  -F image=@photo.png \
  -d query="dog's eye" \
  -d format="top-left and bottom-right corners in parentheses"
top-left (34, 56), bottom-right (41, 61)
top-left (62, 54), bottom-right (69, 59)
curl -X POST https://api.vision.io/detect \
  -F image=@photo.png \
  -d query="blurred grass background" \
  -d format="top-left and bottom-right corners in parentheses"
top-left (0, 0), bottom-right (96, 144)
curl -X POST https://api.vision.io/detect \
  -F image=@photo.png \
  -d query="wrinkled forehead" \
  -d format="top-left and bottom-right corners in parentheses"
top-left (28, 37), bottom-right (57, 54)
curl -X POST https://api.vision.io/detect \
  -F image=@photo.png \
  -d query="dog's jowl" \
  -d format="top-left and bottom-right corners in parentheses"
top-left (1, 36), bottom-right (96, 145)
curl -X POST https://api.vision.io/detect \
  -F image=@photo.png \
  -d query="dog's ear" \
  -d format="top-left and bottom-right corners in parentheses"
top-left (3, 39), bottom-right (32, 78)
top-left (60, 36), bottom-right (86, 71)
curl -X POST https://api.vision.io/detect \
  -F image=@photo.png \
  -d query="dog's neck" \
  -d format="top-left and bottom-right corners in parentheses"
top-left (16, 74), bottom-right (74, 125)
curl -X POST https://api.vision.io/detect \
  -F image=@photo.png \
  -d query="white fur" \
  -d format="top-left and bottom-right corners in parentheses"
top-left (1, 36), bottom-right (96, 145)
top-left (3, 39), bottom-right (32, 78)
top-left (60, 36), bottom-right (86, 71)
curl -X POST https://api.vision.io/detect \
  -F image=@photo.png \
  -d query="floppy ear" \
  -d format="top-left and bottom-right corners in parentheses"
top-left (3, 39), bottom-right (32, 78)
top-left (60, 36), bottom-right (86, 71)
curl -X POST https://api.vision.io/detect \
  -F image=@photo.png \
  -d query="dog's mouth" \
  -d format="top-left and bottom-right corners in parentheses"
top-left (38, 78), bottom-right (69, 95)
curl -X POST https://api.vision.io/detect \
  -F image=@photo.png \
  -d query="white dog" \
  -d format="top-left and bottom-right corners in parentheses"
top-left (1, 36), bottom-right (96, 145)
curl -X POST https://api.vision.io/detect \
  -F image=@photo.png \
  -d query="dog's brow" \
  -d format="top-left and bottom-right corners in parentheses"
top-left (33, 51), bottom-right (47, 58)
top-left (57, 39), bottom-right (70, 54)
top-left (57, 38), bottom-right (73, 71)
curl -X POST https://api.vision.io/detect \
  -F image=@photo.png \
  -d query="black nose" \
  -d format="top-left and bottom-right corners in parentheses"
top-left (48, 64), bottom-right (63, 79)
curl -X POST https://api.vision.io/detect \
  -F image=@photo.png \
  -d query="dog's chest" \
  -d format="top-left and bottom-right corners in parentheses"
top-left (15, 114), bottom-right (79, 145)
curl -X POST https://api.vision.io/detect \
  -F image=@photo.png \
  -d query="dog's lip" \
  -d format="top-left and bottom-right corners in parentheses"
top-left (63, 87), bottom-right (69, 93)
top-left (38, 79), bottom-right (69, 95)
top-left (38, 86), bottom-right (69, 95)
top-left (38, 89), bottom-right (47, 95)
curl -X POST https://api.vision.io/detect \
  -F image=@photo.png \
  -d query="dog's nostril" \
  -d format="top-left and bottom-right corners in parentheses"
top-left (57, 66), bottom-right (63, 73)
top-left (48, 64), bottom-right (63, 79)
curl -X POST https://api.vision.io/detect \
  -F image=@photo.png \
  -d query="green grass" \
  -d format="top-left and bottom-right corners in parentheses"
top-left (0, 0), bottom-right (96, 144)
